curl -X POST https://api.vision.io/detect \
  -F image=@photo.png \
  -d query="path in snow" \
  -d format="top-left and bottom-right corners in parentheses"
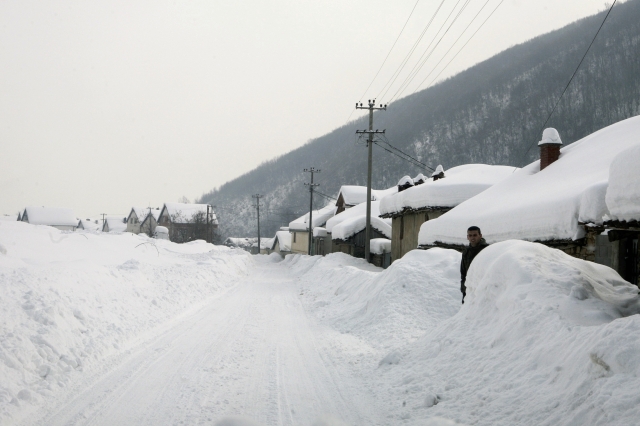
top-left (23, 258), bottom-right (382, 426)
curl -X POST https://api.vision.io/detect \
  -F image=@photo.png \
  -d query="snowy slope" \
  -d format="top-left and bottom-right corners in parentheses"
top-left (0, 221), bottom-right (252, 424)
top-left (419, 116), bottom-right (640, 246)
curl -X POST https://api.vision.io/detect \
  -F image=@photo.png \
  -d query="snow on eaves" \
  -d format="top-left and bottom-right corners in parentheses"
top-left (337, 185), bottom-right (397, 207)
top-left (288, 204), bottom-right (336, 232)
top-left (21, 206), bottom-right (78, 227)
top-left (332, 216), bottom-right (391, 241)
top-left (605, 143), bottom-right (640, 222)
top-left (370, 238), bottom-right (391, 255)
top-left (380, 164), bottom-right (516, 217)
top-left (419, 116), bottom-right (640, 246)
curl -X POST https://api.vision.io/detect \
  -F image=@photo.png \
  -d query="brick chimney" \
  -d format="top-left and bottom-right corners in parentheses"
top-left (538, 128), bottom-right (562, 171)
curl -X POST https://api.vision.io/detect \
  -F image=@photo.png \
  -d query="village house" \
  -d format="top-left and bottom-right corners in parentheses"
top-left (224, 237), bottom-right (258, 253)
top-left (125, 207), bottom-right (161, 236)
top-left (102, 216), bottom-right (127, 233)
top-left (335, 185), bottom-right (397, 214)
top-left (77, 218), bottom-right (101, 231)
top-left (270, 228), bottom-right (292, 257)
top-left (379, 164), bottom-right (516, 262)
top-left (157, 203), bottom-right (217, 243)
top-left (325, 199), bottom-right (391, 259)
top-left (417, 118), bottom-right (640, 286)
top-left (288, 204), bottom-right (337, 255)
top-left (20, 206), bottom-right (78, 231)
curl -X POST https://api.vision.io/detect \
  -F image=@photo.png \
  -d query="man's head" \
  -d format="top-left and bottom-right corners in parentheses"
top-left (467, 226), bottom-right (482, 247)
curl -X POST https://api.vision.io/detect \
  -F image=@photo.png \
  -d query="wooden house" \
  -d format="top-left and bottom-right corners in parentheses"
top-left (380, 164), bottom-right (515, 262)
top-left (20, 206), bottom-right (78, 231)
top-left (157, 203), bottom-right (217, 243)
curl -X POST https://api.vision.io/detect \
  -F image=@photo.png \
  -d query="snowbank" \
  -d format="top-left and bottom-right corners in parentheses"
top-left (380, 164), bottom-right (515, 216)
top-left (376, 241), bottom-right (640, 424)
top-left (605, 144), bottom-right (640, 222)
top-left (419, 116), bottom-right (640, 246)
top-left (0, 221), bottom-right (252, 423)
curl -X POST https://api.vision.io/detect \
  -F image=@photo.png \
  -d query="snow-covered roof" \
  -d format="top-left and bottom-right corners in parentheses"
top-left (224, 237), bottom-right (258, 249)
top-left (260, 237), bottom-right (274, 250)
top-left (336, 185), bottom-right (398, 207)
top-left (271, 231), bottom-right (292, 252)
top-left (370, 238), bottom-right (391, 255)
top-left (288, 204), bottom-right (337, 232)
top-left (129, 207), bottom-right (161, 222)
top-left (161, 203), bottom-right (217, 224)
top-left (332, 215), bottom-right (392, 241)
top-left (605, 144), bottom-right (640, 222)
top-left (418, 116), bottom-right (640, 246)
top-left (380, 164), bottom-right (516, 217)
top-left (326, 200), bottom-right (389, 233)
top-left (21, 206), bottom-right (77, 227)
top-left (313, 227), bottom-right (328, 238)
top-left (77, 218), bottom-right (101, 231)
top-left (103, 216), bottom-right (127, 232)
top-left (397, 175), bottom-right (414, 186)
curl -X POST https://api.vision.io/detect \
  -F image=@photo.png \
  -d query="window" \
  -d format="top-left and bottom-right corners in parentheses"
top-left (293, 232), bottom-right (297, 243)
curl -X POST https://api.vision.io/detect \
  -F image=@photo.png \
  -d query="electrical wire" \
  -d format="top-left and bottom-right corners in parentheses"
top-left (376, 0), bottom-right (448, 101)
top-left (515, 0), bottom-right (617, 168)
top-left (378, 135), bottom-right (436, 171)
top-left (389, 0), bottom-right (471, 102)
top-left (314, 190), bottom-right (337, 201)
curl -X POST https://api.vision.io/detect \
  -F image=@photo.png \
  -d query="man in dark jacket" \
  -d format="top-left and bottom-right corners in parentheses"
top-left (460, 226), bottom-right (489, 304)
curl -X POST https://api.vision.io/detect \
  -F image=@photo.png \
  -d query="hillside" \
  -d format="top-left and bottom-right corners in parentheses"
top-left (200, 1), bottom-right (640, 239)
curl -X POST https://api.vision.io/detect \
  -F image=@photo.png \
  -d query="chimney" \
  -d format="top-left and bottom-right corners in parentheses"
top-left (538, 128), bottom-right (562, 171)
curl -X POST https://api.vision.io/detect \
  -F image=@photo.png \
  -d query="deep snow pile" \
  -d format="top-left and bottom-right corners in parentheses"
top-left (291, 241), bottom-right (640, 425)
top-left (0, 221), bottom-right (252, 424)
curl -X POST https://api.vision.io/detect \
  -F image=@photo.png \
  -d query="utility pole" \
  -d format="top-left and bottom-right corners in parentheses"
top-left (101, 213), bottom-right (107, 230)
top-left (304, 168), bottom-right (320, 255)
top-left (252, 194), bottom-right (263, 253)
top-left (355, 99), bottom-right (387, 262)
top-left (147, 206), bottom-right (154, 237)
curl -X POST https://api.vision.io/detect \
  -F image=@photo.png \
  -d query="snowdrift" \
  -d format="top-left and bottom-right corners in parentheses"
top-left (375, 241), bottom-right (640, 425)
top-left (0, 221), bottom-right (252, 424)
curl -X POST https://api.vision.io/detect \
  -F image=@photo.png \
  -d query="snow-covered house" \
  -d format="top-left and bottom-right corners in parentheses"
top-left (326, 200), bottom-right (391, 259)
top-left (224, 237), bottom-right (258, 252)
top-left (335, 185), bottom-right (397, 214)
top-left (270, 229), bottom-right (292, 257)
top-left (157, 203), bottom-right (217, 243)
top-left (20, 206), bottom-right (78, 231)
top-left (77, 218), bottom-right (101, 231)
top-left (418, 118), bottom-right (640, 284)
top-left (288, 204), bottom-right (337, 255)
top-left (102, 216), bottom-right (127, 233)
top-left (380, 164), bottom-right (516, 262)
top-left (125, 207), bottom-right (161, 236)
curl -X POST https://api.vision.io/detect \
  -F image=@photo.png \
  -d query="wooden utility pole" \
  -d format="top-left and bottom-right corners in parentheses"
top-left (304, 168), bottom-right (320, 255)
top-left (252, 194), bottom-right (263, 253)
top-left (101, 213), bottom-right (107, 230)
top-left (355, 99), bottom-right (387, 262)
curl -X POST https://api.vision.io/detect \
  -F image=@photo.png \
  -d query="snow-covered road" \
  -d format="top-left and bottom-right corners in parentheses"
top-left (24, 259), bottom-right (382, 426)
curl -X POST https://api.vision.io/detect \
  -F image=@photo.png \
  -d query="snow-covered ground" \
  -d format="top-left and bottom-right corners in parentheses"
top-left (2, 221), bottom-right (640, 425)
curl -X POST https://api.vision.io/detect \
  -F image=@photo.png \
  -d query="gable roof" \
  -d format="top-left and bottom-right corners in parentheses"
top-left (288, 204), bottom-right (337, 231)
top-left (159, 203), bottom-right (217, 224)
top-left (332, 215), bottom-right (392, 241)
top-left (380, 164), bottom-right (516, 217)
top-left (271, 230), bottom-right (292, 251)
top-left (21, 206), bottom-right (77, 227)
top-left (102, 216), bottom-right (127, 232)
top-left (325, 200), bottom-right (388, 233)
top-left (418, 116), bottom-right (640, 247)
top-left (336, 185), bottom-right (397, 207)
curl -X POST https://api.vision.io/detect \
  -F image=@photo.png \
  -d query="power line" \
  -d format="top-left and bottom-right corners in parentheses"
top-left (314, 190), bottom-right (337, 201)
top-left (358, 0), bottom-right (421, 102)
top-left (515, 0), bottom-right (617, 168)
top-left (373, 140), bottom-right (431, 172)
top-left (390, 0), bottom-right (471, 102)
top-left (378, 135), bottom-right (436, 171)
top-left (377, 0), bottom-right (448, 101)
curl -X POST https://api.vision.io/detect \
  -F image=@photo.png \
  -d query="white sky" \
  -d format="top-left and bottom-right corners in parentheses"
top-left (0, 0), bottom-right (613, 218)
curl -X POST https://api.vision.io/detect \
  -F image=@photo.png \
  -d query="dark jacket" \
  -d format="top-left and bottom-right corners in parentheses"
top-left (460, 238), bottom-right (489, 296)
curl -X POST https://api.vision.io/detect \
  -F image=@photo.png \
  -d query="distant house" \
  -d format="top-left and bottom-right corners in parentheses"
top-left (20, 206), bottom-right (77, 231)
top-left (379, 164), bottom-right (516, 262)
top-left (102, 216), bottom-right (127, 233)
top-left (270, 229), bottom-right (292, 256)
top-left (418, 118), bottom-right (640, 285)
top-left (335, 185), bottom-right (397, 214)
top-left (288, 204), bottom-right (337, 255)
top-left (77, 218), bottom-right (101, 231)
top-left (259, 237), bottom-right (275, 255)
top-left (326, 200), bottom-right (391, 259)
top-left (224, 237), bottom-right (258, 252)
top-left (157, 203), bottom-right (217, 243)
top-left (125, 207), bottom-right (161, 236)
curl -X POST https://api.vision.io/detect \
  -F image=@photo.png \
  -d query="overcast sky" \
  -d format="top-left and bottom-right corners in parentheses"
top-left (0, 0), bottom-right (614, 218)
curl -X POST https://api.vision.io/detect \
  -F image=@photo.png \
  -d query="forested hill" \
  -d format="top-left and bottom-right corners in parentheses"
top-left (200, 1), bottom-right (640, 240)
